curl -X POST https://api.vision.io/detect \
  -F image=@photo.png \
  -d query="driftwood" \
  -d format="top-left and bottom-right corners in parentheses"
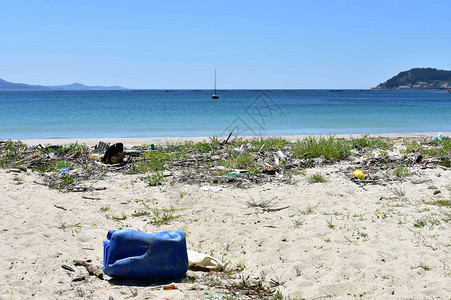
top-left (67, 186), bottom-right (106, 192)
top-left (53, 204), bottom-right (67, 211)
top-left (222, 130), bottom-right (234, 145)
top-left (73, 260), bottom-right (104, 279)
top-left (16, 153), bottom-right (41, 164)
top-left (82, 196), bottom-right (101, 200)
top-left (263, 206), bottom-right (290, 213)
top-left (61, 264), bottom-right (75, 272)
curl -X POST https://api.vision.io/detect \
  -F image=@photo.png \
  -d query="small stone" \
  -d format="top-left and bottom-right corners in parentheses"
top-left (433, 190), bottom-right (441, 195)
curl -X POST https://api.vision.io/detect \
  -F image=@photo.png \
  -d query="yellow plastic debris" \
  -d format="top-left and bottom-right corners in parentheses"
top-left (353, 169), bottom-right (366, 180)
top-left (88, 153), bottom-right (101, 160)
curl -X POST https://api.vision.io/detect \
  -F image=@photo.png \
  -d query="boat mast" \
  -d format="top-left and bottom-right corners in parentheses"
top-left (214, 69), bottom-right (217, 94)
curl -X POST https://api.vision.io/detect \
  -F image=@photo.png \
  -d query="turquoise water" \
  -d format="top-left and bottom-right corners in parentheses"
top-left (0, 90), bottom-right (450, 139)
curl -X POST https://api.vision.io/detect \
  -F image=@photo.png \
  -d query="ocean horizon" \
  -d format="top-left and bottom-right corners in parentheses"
top-left (1, 89), bottom-right (450, 140)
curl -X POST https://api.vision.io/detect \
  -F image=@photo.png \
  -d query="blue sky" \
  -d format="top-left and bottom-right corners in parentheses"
top-left (1, 0), bottom-right (450, 89)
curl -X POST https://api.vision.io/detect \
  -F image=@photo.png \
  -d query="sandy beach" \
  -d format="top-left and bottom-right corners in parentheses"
top-left (19, 132), bottom-right (451, 147)
top-left (1, 134), bottom-right (450, 299)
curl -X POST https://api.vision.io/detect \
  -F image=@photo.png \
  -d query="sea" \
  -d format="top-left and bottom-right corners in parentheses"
top-left (0, 90), bottom-right (450, 139)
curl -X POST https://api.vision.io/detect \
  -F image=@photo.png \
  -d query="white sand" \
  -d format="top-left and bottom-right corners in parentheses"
top-left (1, 137), bottom-right (450, 299)
top-left (18, 132), bottom-right (451, 147)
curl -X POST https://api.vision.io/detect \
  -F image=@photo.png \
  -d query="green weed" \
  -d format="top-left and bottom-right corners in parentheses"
top-left (134, 153), bottom-right (170, 173)
top-left (110, 214), bottom-right (127, 221)
top-left (379, 150), bottom-right (388, 157)
top-left (219, 152), bottom-right (255, 169)
top-left (33, 160), bottom-right (74, 173)
top-left (144, 172), bottom-right (165, 186)
top-left (52, 143), bottom-right (90, 155)
top-left (49, 175), bottom-right (75, 190)
top-left (246, 197), bottom-right (273, 208)
top-left (301, 203), bottom-right (320, 215)
top-left (100, 206), bottom-right (110, 212)
top-left (351, 135), bottom-right (393, 150)
top-left (393, 167), bottom-right (410, 177)
top-left (248, 136), bottom-right (291, 151)
top-left (12, 176), bottom-right (24, 185)
top-left (0, 140), bottom-right (27, 167)
top-left (58, 222), bottom-right (82, 235)
top-left (326, 217), bottom-right (335, 229)
top-left (423, 199), bottom-right (451, 207)
top-left (402, 140), bottom-right (423, 154)
top-left (293, 136), bottom-right (351, 160)
top-left (414, 264), bottom-right (432, 271)
top-left (308, 172), bottom-right (325, 183)
top-left (149, 207), bottom-right (181, 226)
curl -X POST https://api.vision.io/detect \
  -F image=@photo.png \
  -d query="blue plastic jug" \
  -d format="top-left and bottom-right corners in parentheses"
top-left (103, 229), bottom-right (188, 281)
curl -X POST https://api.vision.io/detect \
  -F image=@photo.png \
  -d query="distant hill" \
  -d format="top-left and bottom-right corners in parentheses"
top-left (0, 78), bottom-right (127, 90)
top-left (49, 82), bottom-right (127, 90)
top-left (375, 68), bottom-right (451, 89)
top-left (0, 79), bottom-right (49, 90)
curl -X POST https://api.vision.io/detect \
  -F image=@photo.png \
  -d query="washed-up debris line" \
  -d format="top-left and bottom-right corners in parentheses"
top-left (0, 135), bottom-right (450, 191)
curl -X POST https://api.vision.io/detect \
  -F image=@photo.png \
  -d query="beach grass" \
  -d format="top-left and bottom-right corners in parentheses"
top-left (219, 152), bottom-right (255, 169)
top-left (134, 153), bottom-right (170, 173)
top-left (293, 136), bottom-right (351, 160)
top-left (0, 140), bottom-right (27, 167)
top-left (33, 160), bottom-right (74, 173)
top-left (148, 207), bottom-right (182, 226)
top-left (351, 134), bottom-right (394, 150)
top-left (52, 143), bottom-right (90, 155)
top-left (308, 172), bottom-right (326, 183)
top-left (144, 172), bottom-right (165, 186)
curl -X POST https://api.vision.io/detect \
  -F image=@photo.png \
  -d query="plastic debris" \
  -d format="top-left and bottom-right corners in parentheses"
top-left (276, 150), bottom-right (286, 160)
top-left (225, 172), bottom-right (244, 179)
top-left (188, 250), bottom-right (224, 271)
top-left (59, 168), bottom-right (70, 175)
top-left (103, 143), bottom-right (125, 164)
top-left (353, 169), bottom-right (367, 180)
top-left (89, 153), bottom-right (101, 160)
top-left (232, 146), bottom-right (244, 155)
top-left (201, 185), bottom-right (222, 192)
top-left (206, 293), bottom-right (222, 300)
top-left (45, 145), bottom-right (62, 151)
top-left (163, 283), bottom-right (177, 290)
top-left (125, 150), bottom-right (141, 156)
top-left (313, 156), bottom-right (324, 165)
top-left (17, 153), bottom-right (41, 163)
top-left (262, 167), bottom-right (276, 175)
top-left (103, 229), bottom-right (188, 280)
top-left (431, 134), bottom-right (449, 142)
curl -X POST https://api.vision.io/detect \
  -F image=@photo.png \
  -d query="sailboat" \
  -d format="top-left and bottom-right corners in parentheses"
top-left (211, 69), bottom-right (219, 99)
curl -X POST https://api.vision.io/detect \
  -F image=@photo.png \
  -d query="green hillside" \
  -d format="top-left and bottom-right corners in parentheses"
top-left (375, 68), bottom-right (451, 89)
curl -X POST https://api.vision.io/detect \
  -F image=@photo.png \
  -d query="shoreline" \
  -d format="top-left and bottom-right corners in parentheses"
top-left (13, 131), bottom-right (451, 146)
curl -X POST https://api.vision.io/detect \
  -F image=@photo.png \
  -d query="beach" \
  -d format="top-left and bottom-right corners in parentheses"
top-left (1, 134), bottom-right (450, 299)
top-left (19, 132), bottom-right (451, 147)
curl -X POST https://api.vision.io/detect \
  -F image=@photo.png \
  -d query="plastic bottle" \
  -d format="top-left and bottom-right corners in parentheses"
top-left (103, 229), bottom-right (188, 281)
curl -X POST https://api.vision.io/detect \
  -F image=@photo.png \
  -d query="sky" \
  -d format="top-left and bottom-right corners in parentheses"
top-left (1, 0), bottom-right (451, 89)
